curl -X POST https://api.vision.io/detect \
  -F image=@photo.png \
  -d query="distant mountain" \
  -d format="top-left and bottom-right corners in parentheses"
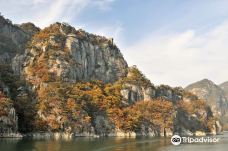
top-left (219, 81), bottom-right (228, 99)
top-left (185, 79), bottom-right (228, 116)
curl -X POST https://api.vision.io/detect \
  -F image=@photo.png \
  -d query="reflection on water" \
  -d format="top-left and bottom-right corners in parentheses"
top-left (0, 133), bottom-right (228, 151)
top-left (0, 137), bottom-right (170, 151)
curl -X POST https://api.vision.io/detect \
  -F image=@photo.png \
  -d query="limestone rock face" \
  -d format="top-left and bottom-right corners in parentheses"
top-left (23, 23), bottom-right (128, 84)
top-left (0, 15), bottom-right (35, 80)
top-left (120, 66), bottom-right (155, 104)
top-left (0, 15), bottom-right (30, 64)
top-left (120, 67), bottom-right (183, 104)
top-left (0, 92), bottom-right (19, 137)
top-left (155, 85), bottom-right (183, 102)
top-left (174, 109), bottom-right (205, 136)
top-left (0, 108), bottom-right (18, 134)
top-left (121, 83), bottom-right (155, 103)
top-left (64, 34), bottom-right (127, 83)
top-left (12, 54), bottom-right (26, 76)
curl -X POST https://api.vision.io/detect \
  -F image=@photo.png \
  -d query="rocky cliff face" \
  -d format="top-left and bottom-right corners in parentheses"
top-left (0, 15), bottom-right (40, 77)
top-left (185, 79), bottom-right (228, 116)
top-left (20, 23), bottom-right (128, 84)
top-left (120, 69), bottom-right (221, 136)
top-left (120, 66), bottom-right (155, 104)
top-left (19, 22), bottom-right (40, 36)
top-left (0, 15), bottom-right (36, 136)
top-left (0, 15), bottom-right (30, 64)
top-left (0, 14), bottom-right (222, 137)
top-left (0, 91), bottom-right (20, 137)
top-left (173, 97), bottom-right (221, 136)
top-left (120, 66), bottom-right (183, 104)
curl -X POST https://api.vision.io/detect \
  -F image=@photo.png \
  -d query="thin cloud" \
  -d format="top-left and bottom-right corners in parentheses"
top-left (32, 0), bottom-right (48, 4)
top-left (32, 0), bottom-right (90, 27)
top-left (93, 0), bottom-right (115, 10)
top-left (0, 0), bottom-right (115, 27)
top-left (124, 22), bottom-right (228, 87)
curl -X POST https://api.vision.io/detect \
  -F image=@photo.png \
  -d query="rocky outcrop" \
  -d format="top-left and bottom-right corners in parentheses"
top-left (0, 91), bottom-right (20, 137)
top-left (121, 83), bottom-right (155, 103)
top-left (120, 66), bottom-right (183, 104)
top-left (119, 67), bottom-right (221, 136)
top-left (0, 109), bottom-right (21, 138)
top-left (22, 23), bottom-right (128, 84)
top-left (0, 15), bottom-right (30, 64)
top-left (19, 22), bottom-right (40, 36)
top-left (155, 85), bottom-right (183, 102)
top-left (173, 103), bottom-right (219, 136)
top-left (0, 14), bottom-right (35, 81)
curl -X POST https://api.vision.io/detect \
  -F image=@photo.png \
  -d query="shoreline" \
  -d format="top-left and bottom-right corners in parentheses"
top-left (0, 131), bottom-right (223, 139)
top-left (0, 133), bottom-right (23, 138)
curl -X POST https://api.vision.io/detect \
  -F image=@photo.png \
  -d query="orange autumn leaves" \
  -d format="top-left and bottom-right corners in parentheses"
top-left (0, 91), bottom-right (13, 116)
top-left (108, 99), bottom-right (174, 132)
top-left (34, 80), bottom-right (175, 133)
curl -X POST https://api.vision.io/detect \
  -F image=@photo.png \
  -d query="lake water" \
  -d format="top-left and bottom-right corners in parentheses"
top-left (0, 133), bottom-right (228, 151)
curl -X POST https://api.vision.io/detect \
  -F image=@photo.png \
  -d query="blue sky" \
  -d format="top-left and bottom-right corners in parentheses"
top-left (1, 0), bottom-right (228, 87)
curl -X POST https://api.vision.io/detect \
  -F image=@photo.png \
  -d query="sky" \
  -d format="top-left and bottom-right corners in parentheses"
top-left (1, 0), bottom-right (228, 87)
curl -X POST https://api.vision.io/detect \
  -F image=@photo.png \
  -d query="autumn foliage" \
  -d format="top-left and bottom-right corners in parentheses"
top-left (0, 91), bottom-right (13, 116)
top-left (33, 80), bottom-right (175, 133)
top-left (107, 99), bottom-right (174, 132)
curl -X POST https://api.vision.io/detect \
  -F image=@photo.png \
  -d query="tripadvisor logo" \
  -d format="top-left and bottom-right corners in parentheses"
top-left (171, 135), bottom-right (181, 145)
top-left (171, 135), bottom-right (220, 145)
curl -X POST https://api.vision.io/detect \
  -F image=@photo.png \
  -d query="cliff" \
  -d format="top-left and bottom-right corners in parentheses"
top-left (0, 91), bottom-right (20, 137)
top-left (0, 15), bottom-right (30, 64)
top-left (20, 23), bottom-right (128, 84)
top-left (119, 67), bottom-right (220, 136)
top-left (0, 14), bottom-right (222, 137)
top-left (120, 66), bottom-right (183, 104)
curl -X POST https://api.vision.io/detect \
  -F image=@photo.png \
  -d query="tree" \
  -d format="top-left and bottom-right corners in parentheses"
top-left (0, 91), bottom-right (13, 116)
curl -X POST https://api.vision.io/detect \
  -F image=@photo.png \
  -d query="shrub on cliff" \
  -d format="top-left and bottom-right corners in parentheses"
top-left (106, 97), bottom-right (174, 133)
top-left (123, 66), bottom-right (153, 88)
top-left (33, 23), bottom-right (62, 41)
top-left (0, 91), bottom-right (13, 116)
top-left (19, 22), bottom-right (40, 35)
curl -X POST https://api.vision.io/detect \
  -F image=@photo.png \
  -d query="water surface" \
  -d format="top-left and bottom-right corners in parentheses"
top-left (0, 133), bottom-right (228, 151)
